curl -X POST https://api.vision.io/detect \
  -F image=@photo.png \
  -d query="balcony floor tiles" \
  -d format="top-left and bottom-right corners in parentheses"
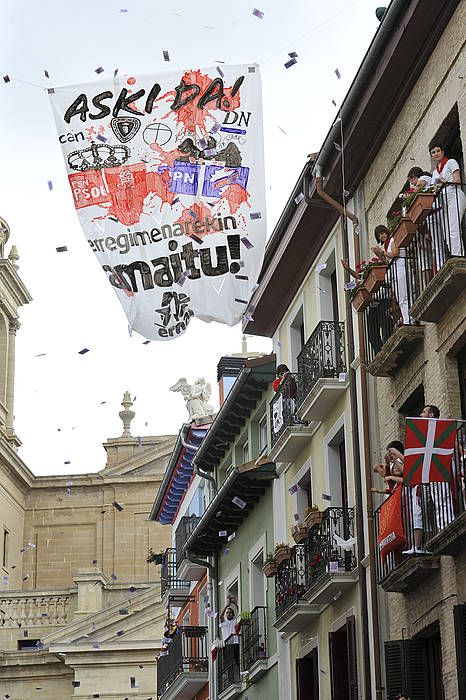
top-left (274, 601), bottom-right (324, 641)
top-left (269, 422), bottom-right (319, 463)
top-left (298, 377), bottom-right (349, 423)
top-left (380, 555), bottom-right (440, 593)
top-left (409, 256), bottom-right (466, 323)
top-left (367, 325), bottom-right (424, 377)
top-left (303, 569), bottom-right (358, 606)
top-left (158, 671), bottom-right (208, 700)
top-left (218, 682), bottom-right (243, 700)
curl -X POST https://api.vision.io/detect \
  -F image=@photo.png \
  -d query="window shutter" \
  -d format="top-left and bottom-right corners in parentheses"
top-left (346, 615), bottom-right (358, 700)
top-left (329, 630), bottom-right (349, 700)
top-left (385, 639), bottom-right (430, 700)
top-left (454, 604), bottom-right (466, 699)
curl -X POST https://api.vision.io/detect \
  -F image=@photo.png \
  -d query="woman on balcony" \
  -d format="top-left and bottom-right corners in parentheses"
top-left (372, 225), bottom-right (409, 326)
top-left (403, 167), bottom-right (434, 286)
top-left (429, 141), bottom-right (466, 266)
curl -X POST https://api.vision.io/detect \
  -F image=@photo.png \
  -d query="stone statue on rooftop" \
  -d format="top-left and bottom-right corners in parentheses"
top-left (170, 377), bottom-right (215, 425)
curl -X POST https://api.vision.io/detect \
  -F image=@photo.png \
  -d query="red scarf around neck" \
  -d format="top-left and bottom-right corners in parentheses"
top-left (436, 156), bottom-right (449, 174)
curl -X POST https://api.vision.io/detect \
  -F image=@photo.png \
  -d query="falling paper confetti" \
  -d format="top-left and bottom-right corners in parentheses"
top-left (249, 212), bottom-right (261, 220)
top-left (78, 348), bottom-right (90, 354)
top-left (216, 66), bottom-right (224, 78)
top-left (252, 8), bottom-right (264, 18)
top-left (234, 298), bottom-right (248, 304)
top-left (289, 51), bottom-right (298, 58)
top-left (335, 68), bottom-right (341, 79)
top-left (316, 263), bottom-right (327, 272)
top-left (227, 532), bottom-right (236, 542)
top-left (47, 181), bottom-right (53, 191)
top-left (3, 75), bottom-right (10, 83)
top-left (191, 234), bottom-right (203, 245)
top-left (96, 134), bottom-right (107, 143)
top-left (343, 189), bottom-right (350, 197)
top-left (232, 495), bottom-right (246, 509)
top-left (95, 67), bottom-right (104, 74)
top-left (163, 51), bottom-right (170, 62)
top-left (111, 573), bottom-right (118, 581)
top-left (294, 192), bottom-right (305, 205)
top-left (56, 246), bottom-right (68, 253)
top-left (285, 58), bottom-right (297, 69)
top-left (288, 484), bottom-right (299, 495)
top-left (44, 69), bottom-right (50, 78)
top-left (293, 513), bottom-right (300, 521)
top-left (219, 530), bottom-right (227, 537)
top-left (114, 68), bottom-right (119, 78)
top-left (322, 493), bottom-right (332, 501)
top-left (332, 99), bottom-right (337, 107)
top-left (116, 630), bottom-right (125, 636)
top-left (344, 281), bottom-right (356, 291)
top-left (338, 372), bottom-right (347, 382)
top-left (112, 501), bottom-right (123, 511)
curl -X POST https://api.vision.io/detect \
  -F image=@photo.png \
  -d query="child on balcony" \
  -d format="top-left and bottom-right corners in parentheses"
top-left (372, 225), bottom-right (409, 326)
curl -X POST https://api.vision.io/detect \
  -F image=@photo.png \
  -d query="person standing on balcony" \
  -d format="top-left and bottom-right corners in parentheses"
top-left (429, 141), bottom-right (466, 267)
top-left (372, 225), bottom-right (409, 326)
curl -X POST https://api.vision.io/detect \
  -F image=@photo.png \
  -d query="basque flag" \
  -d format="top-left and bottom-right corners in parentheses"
top-left (404, 417), bottom-right (457, 486)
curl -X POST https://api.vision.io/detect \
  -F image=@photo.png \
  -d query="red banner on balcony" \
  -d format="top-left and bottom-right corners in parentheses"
top-left (404, 417), bottom-right (457, 485)
top-left (378, 486), bottom-right (406, 560)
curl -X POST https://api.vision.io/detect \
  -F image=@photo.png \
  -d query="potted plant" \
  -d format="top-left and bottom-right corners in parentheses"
top-left (362, 257), bottom-right (388, 294)
top-left (262, 553), bottom-right (278, 577)
top-left (304, 506), bottom-right (323, 530)
top-left (291, 522), bottom-right (309, 544)
top-left (274, 542), bottom-right (292, 566)
top-left (405, 188), bottom-right (436, 225)
top-left (146, 548), bottom-right (164, 565)
top-left (389, 210), bottom-right (417, 248)
top-left (348, 283), bottom-right (371, 312)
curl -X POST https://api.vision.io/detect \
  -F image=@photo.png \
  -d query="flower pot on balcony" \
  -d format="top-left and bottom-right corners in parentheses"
top-left (406, 192), bottom-right (436, 225)
top-left (292, 526), bottom-right (309, 544)
top-left (262, 560), bottom-right (278, 578)
top-left (304, 510), bottom-right (323, 530)
top-left (274, 546), bottom-right (291, 566)
top-left (351, 287), bottom-right (371, 312)
top-left (364, 265), bottom-right (387, 294)
top-left (392, 217), bottom-right (417, 248)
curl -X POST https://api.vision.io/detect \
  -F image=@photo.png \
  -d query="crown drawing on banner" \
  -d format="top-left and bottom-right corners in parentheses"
top-left (67, 143), bottom-right (130, 172)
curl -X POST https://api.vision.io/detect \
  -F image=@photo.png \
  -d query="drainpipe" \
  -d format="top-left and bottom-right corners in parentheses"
top-left (314, 173), bottom-right (382, 699)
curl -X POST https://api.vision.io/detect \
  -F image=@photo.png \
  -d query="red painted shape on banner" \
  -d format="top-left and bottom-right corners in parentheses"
top-left (160, 69), bottom-right (242, 134)
top-left (69, 171), bottom-right (110, 209)
top-left (219, 183), bottom-right (251, 214)
top-left (146, 170), bottom-right (177, 209)
top-left (149, 142), bottom-right (185, 168)
top-left (104, 163), bottom-right (149, 225)
top-left (378, 486), bottom-right (406, 561)
top-left (175, 202), bottom-right (213, 238)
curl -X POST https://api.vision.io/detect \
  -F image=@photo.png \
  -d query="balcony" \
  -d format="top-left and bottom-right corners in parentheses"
top-left (0, 591), bottom-right (72, 630)
top-left (160, 548), bottom-right (190, 608)
top-left (363, 258), bottom-right (424, 377)
top-left (240, 606), bottom-right (268, 682)
top-left (269, 372), bottom-right (317, 463)
top-left (274, 507), bottom-right (357, 638)
top-left (375, 430), bottom-right (466, 592)
top-left (296, 321), bottom-right (347, 422)
top-left (218, 637), bottom-right (242, 699)
top-left (156, 626), bottom-right (208, 700)
top-left (407, 183), bottom-right (466, 323)
top-left (175, 516), bottom-right (205, 581)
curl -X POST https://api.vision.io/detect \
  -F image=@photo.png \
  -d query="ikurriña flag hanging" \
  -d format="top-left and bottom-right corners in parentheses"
top-left (403, 417), bottom-right (457, 486)
top-left (49, 65), bottom-right (266, 341)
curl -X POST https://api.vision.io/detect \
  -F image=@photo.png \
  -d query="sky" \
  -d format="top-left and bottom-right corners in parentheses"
top-left (0, 0), bottom-right (381, 475)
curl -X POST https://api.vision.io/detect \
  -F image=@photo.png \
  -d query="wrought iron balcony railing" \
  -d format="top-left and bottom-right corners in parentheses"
top-left (217, 635), bottom-right (241, 694)
top-left (156, 625), bottom-right (208, 699)
top-left (406, 182), bottom-right (466, 303)
top-left (160, 548), bottom-right (190, 597)
top-left (275, 507), bottom-right (356, 617)
top-left (270, 372), bottom-right (300, 447)
top-left (363, 256), bottom-right (417, 365)
top-left (241, 606), bottom-right (268, 671)
top-left (175, 515), bottom-right (202, 567)
top-left (297, 321), bottom-right (346, 406)
top-left (374, 423), bottom-right (466, 584)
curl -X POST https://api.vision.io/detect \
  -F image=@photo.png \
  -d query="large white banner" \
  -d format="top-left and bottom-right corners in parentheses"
top-left (50, 65), bottom-right (265, 340)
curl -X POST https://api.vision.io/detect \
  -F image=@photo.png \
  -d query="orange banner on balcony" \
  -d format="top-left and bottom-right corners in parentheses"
top-left (378, 486), bottom-right (406, 560)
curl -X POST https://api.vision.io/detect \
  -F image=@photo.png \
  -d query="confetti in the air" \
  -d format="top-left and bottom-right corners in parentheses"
top-left (44, 70), bottom-right (50, 78)
top-left (96, 134), bottom-right (107, 143)
top-left (191, 234), bottom-right (203, 245)
top-left (227, 532), bottom-right (236, 542)
top-left (216, 66), bottom-right (224, 78)
top-left (338, 372), bottom-right (347, 382)
top-left (288, 484), bottom-right (299, 495)
top-left (56, 246), bottom-right (68, 253)
top-left (3, 75), bottom-right (10, 83)
top-left (232, 495), bottom-right (247, 509)
top-left (344, 280), bottom-right (357, 291)
top-left (47, 180), bottom-right (53, 191)
top-left (163, 51), bottom-right (170, 62)
top-left (235, 274), bottom-right (248, 280)
top-left (293, 513), bottom-right (300, 521)
top-left (295, 192), bottom-right (305, 205)
top-left (114, 68), bottom-right (119, 78)
top-left (95, 67), bottom-right (104, 74)
top-left (289, 51), bottom-right (298, 58)
top-left (252, 8), bottom-right (264, 18)
top-left (241, 237), bottom-right (254, 250)
top-left (332, 99), bottom-right (337, 106)
top-left (78, 348), bottom-right (90, 355)
top-left (285, 58), bottom-right (297, 69)
top-left (112, 501), bottom-right (123, 512)
top-left (249, 212), bottom-right (261, 220)
top-left (234, 298), bottom-right (248, 304)
top-left (322, 493), bottom-right (332, 501)
top-left (316, 263), bottom-right (327, 272)
top-left (335, 68), bottom-right (341, 79)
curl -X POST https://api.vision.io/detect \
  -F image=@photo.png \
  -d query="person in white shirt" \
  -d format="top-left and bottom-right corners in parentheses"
top-left (429, 141), bottom-right (466, 268)
top-left (372, 225), bottom-right (409, 326)
top-left (219, 597), bottom-right (242, 645)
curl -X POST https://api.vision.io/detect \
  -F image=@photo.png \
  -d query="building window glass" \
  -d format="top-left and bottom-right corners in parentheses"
top-left (242, 441), bottom-right (249, 463)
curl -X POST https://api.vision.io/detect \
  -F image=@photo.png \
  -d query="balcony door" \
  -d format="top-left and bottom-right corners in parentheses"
top-left (329, 616), bottom-right (358, 700)
top-left (296, 648), bottom-right (319, 700)
top-left (327, 426), bottom-right (349, 513)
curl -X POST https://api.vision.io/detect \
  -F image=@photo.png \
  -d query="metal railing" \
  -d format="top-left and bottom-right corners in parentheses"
top-left (374, 423), bottom-right (466, 583)
top-left (156, 626), bottom-right (208, 699)
top-left (363, 255), bottom-right (417, 364)
top-left (297, 321), bottom-right (346, 407)
top-left (175, 515), bottom-right (201, 567)
top-left (405, 182), bottom-right (466, 304)
top-left (160, 548), bottom-right (190, 597)
top-left (217, 636), bottom-right (241, 694)
top-left (241, 606), bottom-right (268, 671)
top-left (270, 372), bottom-right (300, 446)
top-left (275, 507), bottom-right (357, 617)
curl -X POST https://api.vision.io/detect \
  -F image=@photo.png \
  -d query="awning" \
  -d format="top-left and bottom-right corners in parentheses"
top-left (183, 459), bottom-right (276, 556)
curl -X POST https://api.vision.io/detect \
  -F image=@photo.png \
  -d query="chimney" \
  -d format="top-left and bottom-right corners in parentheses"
top-left (216, 336), bottom-right (265, 406)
